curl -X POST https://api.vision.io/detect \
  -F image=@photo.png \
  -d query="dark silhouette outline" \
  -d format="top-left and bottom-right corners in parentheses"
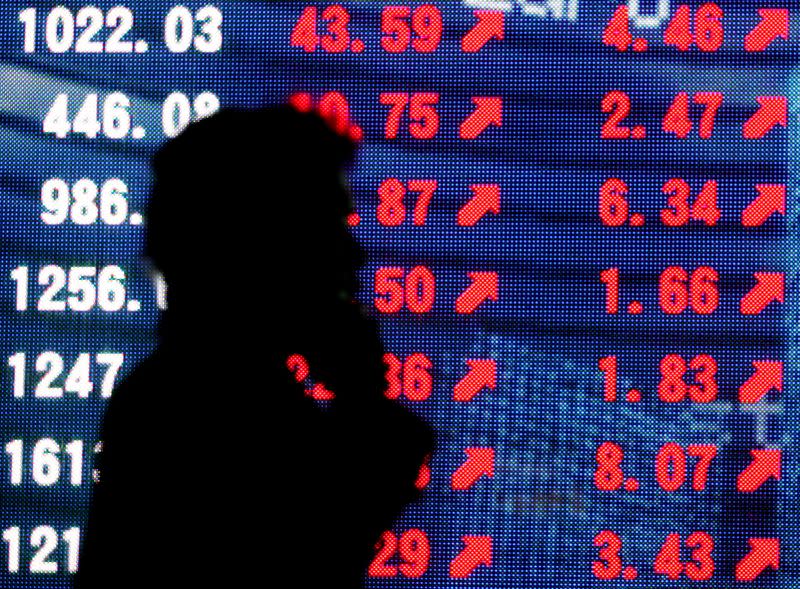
top-left (74, 106), bottom-right (435, 588)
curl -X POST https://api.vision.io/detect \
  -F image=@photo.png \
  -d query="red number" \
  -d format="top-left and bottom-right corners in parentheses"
top-left (381, 6), bottom-right (441, 53)
top-left (691, 180), bottom-right (721, 226)
top-left (404, 353), bottom-right (433, 400)
top-left (384, 353), bottom-right (403, 399)
top-left (409, 93), bottom-right (440, 139)
top-left (381, 6), bottom-right (411, 52)
top-left (658, 355), bottom-right (688, 402)
top-left (654, 533), bottom-right (683, 579)
top-left (368, 530), bottom-right (430, 578)
top-left (656, 443), bottom-right (687, 491)
top-left (380, 93), bottom-right (439, 139)
top-left (603, 5), bottom-right (632, 51)
top-left (381, 93), bottom-right (408, 139)
top-left (655, 533), bottom-right (714, 580)
top-left (377, 178), bottom-right (407, 226)
top-left (286, 353), bottom-right (310, 382)
top-left (686, 531), bottom-right (714, 580)
top-left (375, 267), bottom-right (405, 313)
top-left (595, 442), bottom-right (624, 491)
top-left (600, 268), bottom-right (619, 314)
top-left (593, 531), bottom-right (623, 579)
top-left (601, 91), bottom-right (631, 139)
top-left (690, 266), bottom-right (719, 314)
top-left (384, 353), bottom-right (433, 401)
top-left (377, 179), bottom-right (437, 226)
top-left (694, 92), bottom-right (723, 138)
top-left (598, 356), bottom-right (618, 402)
top-left (695, 4), bottom-right (724, 52)
top-left (599, 179), bottom-right (629, 226)
top-left (368, 531), bottom-right (399, 577)
top-left (660, 267), bottom-right (689, 314)
top-left (687, 445), bottom-right (717, 490)
top-left (288, 92), bottom-right (357, 137)
top-left (661, 178), bottom-right (692, 226)
top-left (664, 4), bottom-right (723, 51)
top-left (409, 179), bottom-right (437, 225)
top-left (688, 354), bottom-right (718, 402)
top-left (374, 267), bottom-right (435, 313)
top-left (317, 92), bottom-right (352, 135)
top-left (656, 444), bottom-right (717, 492)
top-left (663, 93), bottom-right (692, 138)
top-left (398, 529), bottom-right (430, 577)
top-left (659, 267), bottom-right (718, 314)
top-left (659, 355), bottom-right (718, 403)
top-left (286, 354), bottom-right (335, 400)
top-left (290, 5), bottom-right (352, 53)
top-left (320, 5), bottom-right (350, 53)
top-left (412, 5), bottom-right (443, 53)
top-left (405, 266), bottom-right (436, 312)
top-left (663, 93), bottom-right (722, 139)
top-left (664, 5), bottom-right (692, 50)
top-left (290, 7), bottom-right (319, 52)
top-left (661, 179), bottom-right (720, 226)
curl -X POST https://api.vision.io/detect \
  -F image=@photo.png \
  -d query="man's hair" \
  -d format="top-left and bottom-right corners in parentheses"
top-left (145, 106), bottom-right (357, 284)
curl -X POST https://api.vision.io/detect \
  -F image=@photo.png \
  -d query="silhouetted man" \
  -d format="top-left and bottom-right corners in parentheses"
top-left (74, 107), bottom-right (434, 588)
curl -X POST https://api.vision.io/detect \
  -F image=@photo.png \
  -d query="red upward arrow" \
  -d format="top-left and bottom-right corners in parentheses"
top-left (459, 97), bottom-right (503, 139)
top-left (743, 96), bottom-right (787, 139)
top-left (742, 184), bottom-right (785, 227)
top-left (449, 536), bottom-right (493, 578)
top-left (455, 272), bottom-right (499, 314)
top-left (458, 184), bottom-right (501, 227)
top-left (453, 359), bottom-right (497, 401)
top-left (737, 449), bottom-right (781, 492)
top-left (740, 273), bottom-right (784, 315)
top-left (739, 361), bottom-right (783, 403)
top-left (452, 447), bottom-right (495, 490)
top-left (736, 538), bottom-right (780, 581)
top-left (745, 9), bottom-right (789, 52)
top-left (462, 10), bottom-right (505, 53)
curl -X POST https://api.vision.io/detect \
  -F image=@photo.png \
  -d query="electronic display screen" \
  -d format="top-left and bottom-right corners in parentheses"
top-left (0, 1), bottom-right (794, 587)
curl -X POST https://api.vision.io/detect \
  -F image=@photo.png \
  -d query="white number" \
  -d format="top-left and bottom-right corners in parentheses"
top-left (4, 440), bottom-right (22, 485)
top-left (74, 7), bottom-right (104, 53)
top-left (2, 527), bottom-right (79, 574)
top-left (10, 266), bottom-right (28, 311)
top-left (45, 6), bottom-right (75, 53)
top-left (5, 439), bottom-right (85, 487)
top-left (30, 526), bottom-right (58, 573)
top-left (103, 92), bottom-right (132, 139)
top-left (18, 8), bottom-right (36, 53)
top-left (38, 265), bottom-right (67, 312)
top-left (164, 5), bottom-right (223, 53)
top-left (97, 353), bottom-right (125, 397)
top-left (2, 527), bottom-right (20, 573)
top-left (19, 6), bottom-right (137, 53)
top-left (628, 0), bottom-right (670, 28)
top-left (35, 352), bottom-right (64, 397)
top-left (162, 92), bottom-right (220, 137)
top-left (41, 178), bottom-right (130, 226)
top-left (7, 352), bottom-right (124, 399)
top-left (105, 6), bottom-right (135, 53)
top-left (12, 266), bottom-right (130, 312)
top-left (43, 94), bottom-right (132, 139)
top-left (42, 94), bottom-right (71, 138)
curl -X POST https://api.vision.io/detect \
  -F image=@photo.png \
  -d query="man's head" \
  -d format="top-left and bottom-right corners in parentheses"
top-left (146, 106), bottom-right (360, 312)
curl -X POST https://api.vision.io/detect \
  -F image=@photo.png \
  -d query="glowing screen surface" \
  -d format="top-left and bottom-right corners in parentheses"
top-left (0, 1), bottom-right (795, 587)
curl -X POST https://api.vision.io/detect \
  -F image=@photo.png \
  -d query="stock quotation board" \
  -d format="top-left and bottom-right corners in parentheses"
top-left (0, 0), bottom-right (796, 587)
